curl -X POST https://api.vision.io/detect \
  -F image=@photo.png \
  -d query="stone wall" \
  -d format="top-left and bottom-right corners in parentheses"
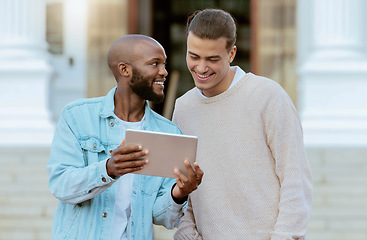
top-left (307, 147), bottom-right (367, 240)
top-left (1, 146), bottom-right (367, 239)
top-left (0, 147), bottom-right (57, 240)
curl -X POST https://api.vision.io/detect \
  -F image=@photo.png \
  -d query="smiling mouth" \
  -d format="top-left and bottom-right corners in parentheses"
top-left (198, 73), bottom-right (210, 78)
top-left (154, 81), bottom-right (164, 86)
top-left (196, 72), bottom-right (213, 81)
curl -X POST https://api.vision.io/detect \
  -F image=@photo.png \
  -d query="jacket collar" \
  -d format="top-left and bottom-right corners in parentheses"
top-left (100, 87), bottom-right (117, 118)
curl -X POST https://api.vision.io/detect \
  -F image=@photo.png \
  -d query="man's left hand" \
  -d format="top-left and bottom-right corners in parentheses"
top-left (172, 160), bottom-right (204, 202)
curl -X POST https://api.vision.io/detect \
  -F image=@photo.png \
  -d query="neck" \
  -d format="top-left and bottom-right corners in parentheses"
top-left (114, 87), bottom-right (146, 122)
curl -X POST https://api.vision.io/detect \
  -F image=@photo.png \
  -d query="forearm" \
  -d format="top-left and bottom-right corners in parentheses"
top-left (265, 94), bottom-right (313, 238)
top-left (48, 158), bottom-right (116, 204)
top-left (273, 141), bottom-right (312, 237)
top-left (153, 179), bottom-right (187, 229)
top-left (271, 177), bottom-right (312, 239)
top-left (273, 143), bottom-right (312, 237)
top-left (173, 198), bottom-right (202, 240)
top-left (47, 112), bottom-right (118, 204)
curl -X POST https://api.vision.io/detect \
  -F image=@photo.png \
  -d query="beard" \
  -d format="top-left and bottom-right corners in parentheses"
top-left (130, 69), bottom-right (165, 103)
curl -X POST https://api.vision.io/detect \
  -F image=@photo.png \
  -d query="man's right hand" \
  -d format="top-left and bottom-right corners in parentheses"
top-left (106, 142), bottom-right (149, 178)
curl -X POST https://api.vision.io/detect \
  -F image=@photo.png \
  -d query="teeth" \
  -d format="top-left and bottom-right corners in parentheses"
top-left (198, 73), bottom-right (210, 78)
top-left (154, 81), bottom-right (164, 86)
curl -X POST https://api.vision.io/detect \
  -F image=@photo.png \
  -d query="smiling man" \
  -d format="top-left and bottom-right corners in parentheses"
top-left (47, 35), bottom-right (203, 240)
top-left (172, 9), bottom-right (313, 240)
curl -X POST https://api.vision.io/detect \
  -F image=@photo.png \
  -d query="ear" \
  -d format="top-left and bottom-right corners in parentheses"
top-left (229, 45), bottom-right (237, 63)
top-left (118, 62), bottom-right (131, 77)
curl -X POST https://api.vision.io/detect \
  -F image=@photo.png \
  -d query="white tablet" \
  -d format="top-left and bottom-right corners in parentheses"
top-left (124, 129), bottom-right (198, 178)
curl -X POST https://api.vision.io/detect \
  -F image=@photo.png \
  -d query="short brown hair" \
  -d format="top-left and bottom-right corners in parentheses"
top-left (186, 9), bottom-right (237, 51)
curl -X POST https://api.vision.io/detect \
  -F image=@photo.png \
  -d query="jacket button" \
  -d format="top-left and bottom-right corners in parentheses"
top-left (101, 177), bottom-right (107, 182)
top-left (92, 145), bottom-right (97, 150)
top-left (102, 212), bottom-right (107, 218)
top-left (109, 121), bottom-right (114, 127)
top-left (109, 150), bottom-right (113, 155)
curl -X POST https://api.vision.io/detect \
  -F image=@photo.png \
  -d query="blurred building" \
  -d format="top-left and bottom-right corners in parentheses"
top-left (0, 0), bottom-right (366, 239)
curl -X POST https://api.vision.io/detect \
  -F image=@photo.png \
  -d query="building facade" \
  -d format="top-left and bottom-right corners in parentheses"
top-left (1, 0), bottom-right (366, 239)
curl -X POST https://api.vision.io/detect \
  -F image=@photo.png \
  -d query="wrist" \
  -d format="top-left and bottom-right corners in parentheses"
top-left (171, 183), bottom-right (188, 204)
top-left (106, 158), bottom-right (117, 179)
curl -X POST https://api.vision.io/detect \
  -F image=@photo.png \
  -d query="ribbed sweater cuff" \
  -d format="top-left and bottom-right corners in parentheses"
top-left (174, 231), bottom-right (203, 240)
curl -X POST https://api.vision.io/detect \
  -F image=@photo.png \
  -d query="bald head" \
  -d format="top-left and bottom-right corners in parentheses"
top-left (107, 34), bottom-right (163, 77)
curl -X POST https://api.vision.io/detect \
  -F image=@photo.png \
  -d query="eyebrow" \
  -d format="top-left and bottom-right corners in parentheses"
top-left (149, 57), bottom-right (163, 61)
top-left (146, 57), bottom-right (166, 63)
top-left (188, 51), bottom-right (221, 60)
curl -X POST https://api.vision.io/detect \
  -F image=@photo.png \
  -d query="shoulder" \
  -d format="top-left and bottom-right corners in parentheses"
top-left (175, 88), bottom-right (197, 106)
top-left (173, 88), bottom-right (198, 117)
top-left (63, 96), bottom-right (103, 111)
top-left (148, 108), bottom-right (182, 134)
top-left (243, 73), bottom-right (290, 101)
top-left (149, 109), bottom-right (177, 127)
top-left (177, 88), bottom-right (197, 100)
top-left (60, 96), bottom-right (104, 120)
top-left (245, 73), bottom-right (283, 92)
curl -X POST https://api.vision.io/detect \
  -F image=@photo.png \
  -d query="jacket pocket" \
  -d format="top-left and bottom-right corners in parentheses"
top-left (58, 204), bottom-right (83, 240)
top-left (80, 137), bottom-right (107, 166)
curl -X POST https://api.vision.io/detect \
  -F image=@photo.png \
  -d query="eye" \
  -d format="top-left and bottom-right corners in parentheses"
top-left (151, 62), bottom-right (158, 66)
top-left (209, 59), bottom-right (219, 63)
top-left (190, 55), bottom-right (199, 60)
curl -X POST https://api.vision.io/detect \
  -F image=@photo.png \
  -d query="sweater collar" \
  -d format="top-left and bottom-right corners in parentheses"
top-left (196, 67), bottom-right (250, 103)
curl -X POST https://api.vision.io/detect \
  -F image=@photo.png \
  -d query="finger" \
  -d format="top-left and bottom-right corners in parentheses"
top-left (117, 159), bottom-right (149, 169)
top-left (176, 178), bottom-right (184, 188)
top-left (173, 168), bottom-right (189, 183)
top-left (111, 152), bottom-right (134, 164)
top-left (184, 160), bottom-right (197, 185)
top-left (115, 159), bottom-right (149, 174)
top-left (194, 162), bottom-right (204, 184)
top-left (194, 162), bottom-right (203, 176)
top-left (123, 150), bottom-right (149, 161)
top-left (114, 144), bottom-right (144, 155)
top-left (117, 165), bottom-right (145, 175)
top-left (109, 158), bottom-right (147, 177)
top-left (184, 160), bottom-right (195, 174)
top-left (114, 147), bottom-right (149, 162)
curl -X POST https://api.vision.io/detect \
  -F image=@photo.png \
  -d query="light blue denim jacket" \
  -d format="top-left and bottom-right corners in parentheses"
top-left (47, 87), bottom-right (186, 240)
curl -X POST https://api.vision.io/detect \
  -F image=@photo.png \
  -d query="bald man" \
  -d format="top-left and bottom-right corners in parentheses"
top-left (47, 35), bottom-right (203, 240)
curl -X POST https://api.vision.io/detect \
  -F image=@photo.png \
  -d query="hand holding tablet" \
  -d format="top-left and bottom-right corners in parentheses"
top-left (124, 129), bottom-right (199, 179)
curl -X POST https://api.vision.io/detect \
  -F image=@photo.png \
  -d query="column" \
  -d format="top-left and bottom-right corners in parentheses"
top-left (0, 0), bottom-right (54, 147)
top-left (297, 0), bottom-right (367, 147)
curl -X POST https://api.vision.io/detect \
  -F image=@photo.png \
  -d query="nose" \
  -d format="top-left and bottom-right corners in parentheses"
top-left (196, 60), bottom-right (208, 73)
top-left (159, 65), bottom-right (168, 77)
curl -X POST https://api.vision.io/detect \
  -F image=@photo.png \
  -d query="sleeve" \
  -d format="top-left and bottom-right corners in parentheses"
top-left (265, 88), bottom-right (313, 240)
top-left (173, 197), bottom-right (203, 240)
top-left (171, 99), bottom-right (183, 130)
top-left (151, 178), bottom-right (187, 229)
top-left (47, 109), bottom-right (116, 205)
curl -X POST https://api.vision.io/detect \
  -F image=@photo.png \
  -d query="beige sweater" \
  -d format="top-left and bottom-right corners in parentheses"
top-left (172, 73), bottom-right (312, 240)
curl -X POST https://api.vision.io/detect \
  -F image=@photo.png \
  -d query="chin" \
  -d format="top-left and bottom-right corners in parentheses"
top-left (194, 82), bottom-right (206, 90)
top-left (149, 94), bottom-right (165, 103)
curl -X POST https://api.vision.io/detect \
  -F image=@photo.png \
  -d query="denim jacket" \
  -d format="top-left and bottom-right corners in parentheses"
top-left (47, 87), bottom-right (186, 240)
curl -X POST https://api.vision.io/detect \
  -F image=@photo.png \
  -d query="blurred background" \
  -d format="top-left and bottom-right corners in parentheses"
top-left (1, 0), bottom-right (367, 239)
